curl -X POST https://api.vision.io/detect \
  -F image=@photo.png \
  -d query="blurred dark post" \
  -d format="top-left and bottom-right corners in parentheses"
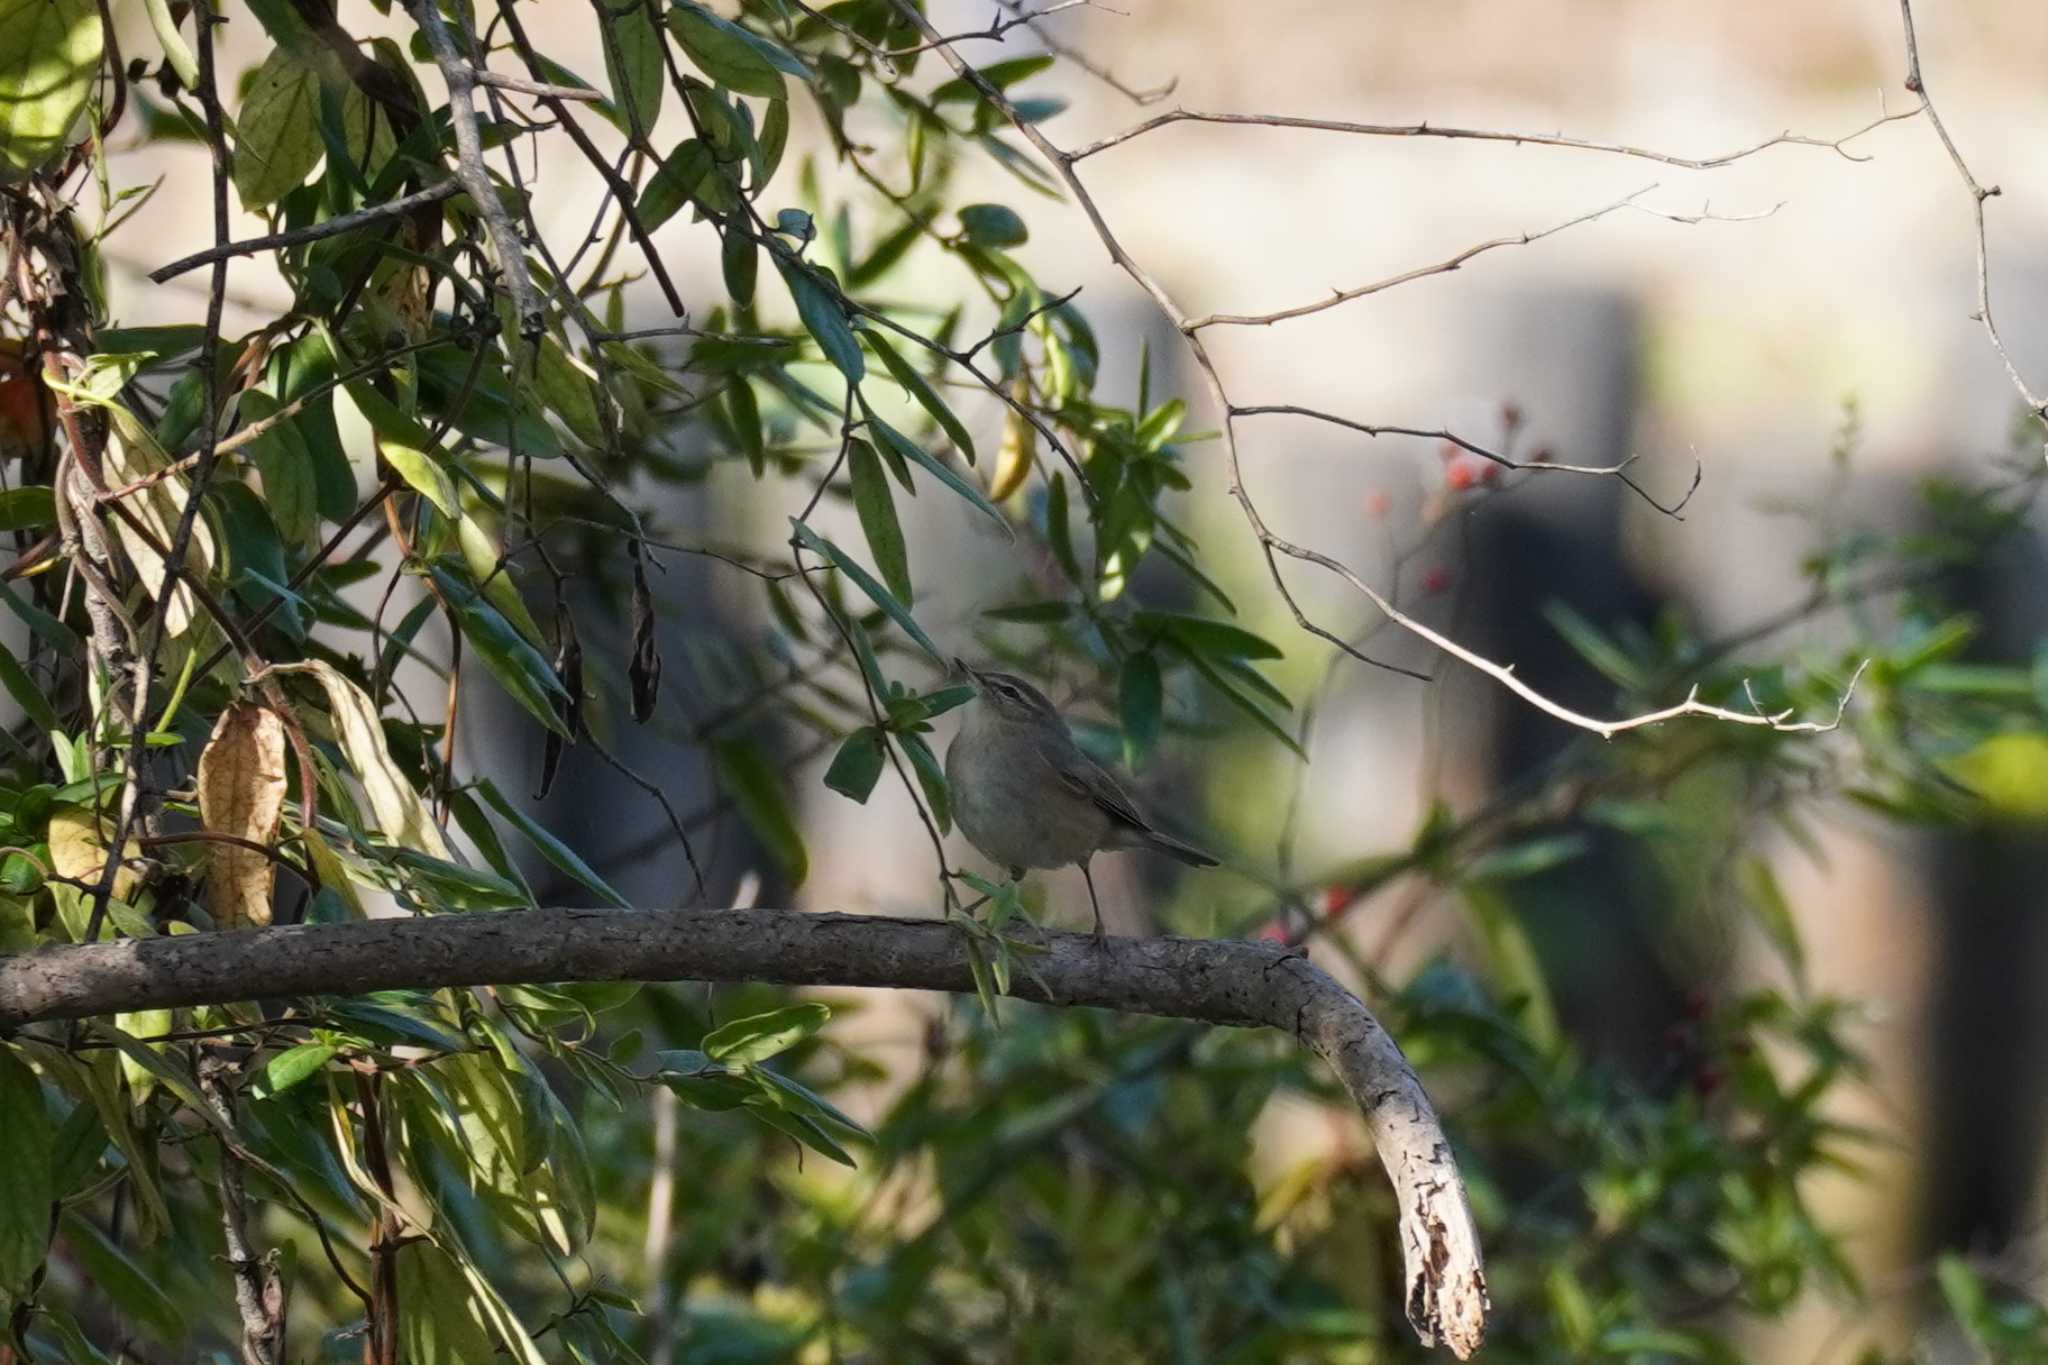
top-left (1452, 289), bottom-right (1686, 1072)
top-left (1920, 513), bottom-right (2048, 1253)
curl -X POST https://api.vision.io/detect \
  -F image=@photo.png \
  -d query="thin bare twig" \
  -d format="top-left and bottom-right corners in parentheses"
top-left (1894, 0), bottom-right (2048, 430)
top-left (884, 0), bottom-right (1860, 785)
top-left (472, 69), bottom-right (604, 102)
top-left (1188, 185), bottom-right (1769, 330)
top-left (148, 183), bottom-right (462, 284)
top-left (1067, 103), bottom-right (1919, 167)
top-left (1232, 405), bottom-right (1704, 518)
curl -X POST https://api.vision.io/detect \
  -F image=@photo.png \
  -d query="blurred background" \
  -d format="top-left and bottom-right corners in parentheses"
top-left (87, 0), bottom-right (2048, 1359)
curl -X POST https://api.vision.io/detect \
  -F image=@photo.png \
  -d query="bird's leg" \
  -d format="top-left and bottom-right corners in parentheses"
top-left (1080, 860), bottom-right (1107, 945)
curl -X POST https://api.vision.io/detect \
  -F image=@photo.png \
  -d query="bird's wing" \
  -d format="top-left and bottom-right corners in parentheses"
top-left (1032, 732), bottom-right (1149, 832)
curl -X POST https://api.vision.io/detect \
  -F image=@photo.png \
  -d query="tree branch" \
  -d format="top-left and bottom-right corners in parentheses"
top-left (1893, 0), bottom-right (2048, 432)
top-left (0, 907), bottom-right (1488, 1358)
top-left (1067, 103), bottom-right (1917, 166)
top-left (147, 183), bottom-right (462, 284)
top-left (405, 0), bottom-right (545, 340)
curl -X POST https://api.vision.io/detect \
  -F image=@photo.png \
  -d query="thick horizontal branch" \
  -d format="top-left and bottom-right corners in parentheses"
top-left (0, 906), bottom-right (1488, 1357)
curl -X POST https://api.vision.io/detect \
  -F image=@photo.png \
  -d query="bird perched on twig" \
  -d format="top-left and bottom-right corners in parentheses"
top-left (945, 660), bottom-right (1217, 941)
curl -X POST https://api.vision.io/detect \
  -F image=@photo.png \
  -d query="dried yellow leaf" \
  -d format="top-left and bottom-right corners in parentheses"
top-left (261, 661), bottom-right (451, 860)
top-left (48, 805), bottom-right (141, 904)
top-left (196, 701), bottom-right (288, 929)
top-left (988, 372), bottom-right (1035, 503)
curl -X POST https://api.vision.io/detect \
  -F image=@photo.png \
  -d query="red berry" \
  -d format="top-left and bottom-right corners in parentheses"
top-left (1421, 566), bottom-right (1453, 595)
top-left (1478, 461), bottom-right (1502, 487)
top-left (1445, 460), bottom-right (1479, 492)
top-left (1319, 886), bottom-right (1349, 917)
top-left (1692, 1065), bottom-right (1726, 1097)
top-left (1364, 490), bottom-right (1392, 520)
top-left (1253, 921), bottom-right (1288, 943)
top-left (1529, 445), bottom-right (1554, 464)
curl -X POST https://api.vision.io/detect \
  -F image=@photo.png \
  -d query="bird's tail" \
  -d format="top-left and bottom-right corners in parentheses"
top-left (1139, 828), bottom-right (1219, 868)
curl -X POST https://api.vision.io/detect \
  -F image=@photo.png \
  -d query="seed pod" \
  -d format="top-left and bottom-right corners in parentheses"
top-left (536, 611), bottom-right (581, 800)
top-left (628, 542), bottom-right (661, 723)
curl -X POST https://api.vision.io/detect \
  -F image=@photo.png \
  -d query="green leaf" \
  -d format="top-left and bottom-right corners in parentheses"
top-left (447, 787), bottom-right (534, 900)
top-left (599, 0), bottom-right (664, 138)
top-left (0, 486), bottom-right (54, 531)
top-left (1541, 600), bottom-right (1644, 690)
top-left (326, 997), bottom-right (467, 1052)
top-left (790, 518), bottom-right (941, 663)
top-left (722, 227), bottom-right (758, 305)
top-left (456, 515), bottom-right (544, 648)
top-left (530, 336), bottom-right (605, 451)
top-left (267, 332), bottom-right (357, 522)
top-left (703, 1002), bottom-right (830, 1064)
top-left (712, 738), bottom-right (808, 885)
top-left (639, 138), bottom-right (712, 232)
top-left (750, 1066), bottom-right (872, 1143)
top-left (248, 1042), bottom-right (336, 1100)
top-left (0, 1045), bottom-right (54, 1303)
top-left (1045, 470), bottom-right (1080, 581)
top-left (865, 332), bottom-right (975, 465)
top-left (726, 374), bottom-right (765, 476)
top-left (0, 0), bottom-right (102, 172)
top-left (958, 203), bottom-right (1028, 247)
top-left (393, 848), bottom-right (532, 911)
top-left (1135, 610), bottom-right (1283, 661)
top-left (982, 600), bottom-right (1070, 624)
top-left (1135, 397), bottom-right (1187, 450)
top-left (666, 2), bottom-right (790, 99)
top-left (867, 414), bottom-right (1008, 532)
top-left (430, 568), bottom-right (570, 737)
top-left (847, 438), bottom-right (912, 603)
top-left (1179, 646), bottom-right (1304, 757)
top-left (57, 1210), bottom-right (186, 1343)
top-left (476, 778), bottom-right (631, 910)
top-left (1461, 883), bottom-right (1560, 1052)
top-left (0, 639), bottom-right (58, 733)
top-left (236, 392), bottom-right (318, 548)
top-left (214, 480), bottom-right (304, 638)
top-left (1463, 834), bottom-right (1588, 883)
top-left (898, 730), bottom-right (950, 834)
top-left (747, 1101), bottom-right (856, 1166)
top-left (776, 258), bottom-right (865, 382)
top-left (232, 47), bottom-right (325, 208)
top-left (930, 53), bottom-right (1053, 103)
top-left (396, 1243), bottom-right (499, 1365)
top-left (1737, 855), bottom-right (1806, 984)
top-left (1119, 652), bottom-right (1162, 766)
top-left (823, 726), bottom-right (886, 803)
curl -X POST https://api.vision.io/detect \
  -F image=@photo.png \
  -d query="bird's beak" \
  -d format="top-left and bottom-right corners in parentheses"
top-left (951, 656), bottom-right (980, 686)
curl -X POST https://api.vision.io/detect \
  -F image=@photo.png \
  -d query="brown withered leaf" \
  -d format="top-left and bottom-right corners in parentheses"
top-left (196, 701), bottom-right (288, 929)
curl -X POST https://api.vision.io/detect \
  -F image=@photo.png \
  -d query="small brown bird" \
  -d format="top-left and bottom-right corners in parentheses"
top-left (945, 660), bottom-right (1217, 941)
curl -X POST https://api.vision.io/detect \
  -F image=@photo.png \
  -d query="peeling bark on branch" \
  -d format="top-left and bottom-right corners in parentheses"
top-left (0, 907), bottom-right (1489, 1356)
